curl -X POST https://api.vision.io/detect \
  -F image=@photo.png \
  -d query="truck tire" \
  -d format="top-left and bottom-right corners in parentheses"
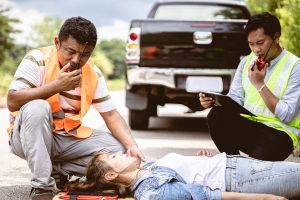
top-left (129, 109), bottom-right (149, 130)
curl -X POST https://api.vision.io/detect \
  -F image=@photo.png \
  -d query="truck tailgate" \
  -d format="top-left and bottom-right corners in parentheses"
top-left (135, 19), bottom-right (250, 69)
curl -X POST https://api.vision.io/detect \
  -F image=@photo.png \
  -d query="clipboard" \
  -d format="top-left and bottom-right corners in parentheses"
top-left (201, 91), bottom-right (255, 116)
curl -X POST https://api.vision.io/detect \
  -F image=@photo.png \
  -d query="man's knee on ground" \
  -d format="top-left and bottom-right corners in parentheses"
top-left (207, 106), bottom-right (226, 123)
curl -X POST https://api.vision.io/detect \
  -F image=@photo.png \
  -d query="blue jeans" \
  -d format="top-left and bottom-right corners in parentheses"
top-left (225, 155), bottom-right (300, 198)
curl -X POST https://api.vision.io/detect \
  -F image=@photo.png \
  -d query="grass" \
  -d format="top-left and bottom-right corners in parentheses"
top-left (107, 78), bottom-right (125, 91)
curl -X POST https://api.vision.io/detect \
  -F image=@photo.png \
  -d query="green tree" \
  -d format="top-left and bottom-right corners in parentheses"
top-left (0, 7), bottom-right (19, 65)
top-left (29, 16), bottom-right (63, 47)
top-left (276, 0), bottom-right (300, 56)
top-left (246, 0), bottom-right (282, 15)
top-left (0, 44), bottom-right (28, 97)
top-left (98, 39), bottom-right (126, 79)
top-left (92, 50), bottom-right (114, 78)
top-left (0, 7), bottom-right (20, 97)
top-left (246, 0), bottom-right (300, 57)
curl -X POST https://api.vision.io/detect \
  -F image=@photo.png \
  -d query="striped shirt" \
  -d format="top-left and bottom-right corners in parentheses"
top-left (9, 49), bottom-right (115, 115)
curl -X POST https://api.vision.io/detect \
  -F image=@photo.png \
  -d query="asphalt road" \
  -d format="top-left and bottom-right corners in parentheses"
top-left (0, 90), bottom-right (216, 199)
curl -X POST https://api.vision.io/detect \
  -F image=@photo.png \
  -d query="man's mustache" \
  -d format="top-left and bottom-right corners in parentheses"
top-left (70, 63), bottom-right (80, 69)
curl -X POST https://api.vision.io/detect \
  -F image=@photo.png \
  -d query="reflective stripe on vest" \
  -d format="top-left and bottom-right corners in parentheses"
top-left (7, 46), bottom-right (98, 139)
top-left (241, 51), bottom-right (300, 148)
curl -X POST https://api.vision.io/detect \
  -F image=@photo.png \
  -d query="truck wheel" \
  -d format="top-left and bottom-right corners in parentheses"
top-left (129, 110), bottom-right (149, 130)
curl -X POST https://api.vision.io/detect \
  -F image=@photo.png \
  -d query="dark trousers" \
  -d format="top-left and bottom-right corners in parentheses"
top-left (207, 106), bottom-right (293, 161)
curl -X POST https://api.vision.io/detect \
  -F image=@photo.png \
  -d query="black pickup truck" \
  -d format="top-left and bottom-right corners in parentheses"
top-left (125, 0), bottom-right (251, 130)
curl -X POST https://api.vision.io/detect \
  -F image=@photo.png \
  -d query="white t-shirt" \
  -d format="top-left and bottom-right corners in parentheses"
top-left (152, 153), bottom-right (227, 191)
top-left (9, 49), bottom-right (115, 114)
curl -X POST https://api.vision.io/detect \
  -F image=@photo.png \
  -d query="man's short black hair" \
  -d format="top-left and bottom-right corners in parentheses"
top-left (245, 12), bottom-right (281, 39)
top-left (58, 16), bottom-right (97, 47)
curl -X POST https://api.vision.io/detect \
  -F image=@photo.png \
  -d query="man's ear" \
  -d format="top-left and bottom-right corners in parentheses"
top-left (104, 171), bottom-right (118, 181)
top-left (54, 36), bottom-right (60, 49)
top-left (273, 32), bottom-right (281, 43)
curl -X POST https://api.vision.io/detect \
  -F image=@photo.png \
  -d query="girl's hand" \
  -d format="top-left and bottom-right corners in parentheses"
top-left (195, 149), bottom-right (212, 157)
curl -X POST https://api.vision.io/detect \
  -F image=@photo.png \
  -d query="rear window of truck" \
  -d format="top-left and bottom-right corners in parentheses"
top-left (153, 4), bottom-right (248, 20)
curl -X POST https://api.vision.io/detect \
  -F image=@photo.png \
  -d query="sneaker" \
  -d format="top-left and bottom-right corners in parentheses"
top-left (51, 170), bottom-right (69, 191)
top-left (29, 188), bottom-right (54, 200)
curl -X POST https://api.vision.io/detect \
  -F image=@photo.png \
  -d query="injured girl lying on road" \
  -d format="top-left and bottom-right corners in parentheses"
top-left (67, 150), bottom-right (300, 199)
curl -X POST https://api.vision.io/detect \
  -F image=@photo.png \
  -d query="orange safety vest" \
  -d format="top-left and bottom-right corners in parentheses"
top-left (8, 45), bottom-right (98, 139)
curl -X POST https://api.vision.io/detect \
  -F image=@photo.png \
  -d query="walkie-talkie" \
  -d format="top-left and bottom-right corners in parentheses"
top-left (251, 37), bottom-right (275, 71)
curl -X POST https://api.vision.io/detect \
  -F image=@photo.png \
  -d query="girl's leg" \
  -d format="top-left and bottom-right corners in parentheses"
top-left (225, 155), bottom-right (300, 198)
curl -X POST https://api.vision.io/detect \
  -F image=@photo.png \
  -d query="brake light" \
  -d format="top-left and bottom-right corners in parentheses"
top-left (126, 27), bottom-right (141, 64)
top-left (130, 33), bottom-right (138, 41)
